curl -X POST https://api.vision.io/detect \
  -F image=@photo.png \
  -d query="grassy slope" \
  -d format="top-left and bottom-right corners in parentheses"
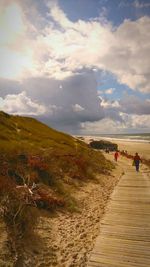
top-left (0, 111), bottom-right (114, 204)
top-left (0, 110), bottom-right (111, 160)
top-left (0, 112), bottom-right (115, 265)
top-left (0, 111), bottom-right (75, 153)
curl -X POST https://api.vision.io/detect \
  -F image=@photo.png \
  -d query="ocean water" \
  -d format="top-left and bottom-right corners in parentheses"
top-left (88, 133), bottom-right (150, 143)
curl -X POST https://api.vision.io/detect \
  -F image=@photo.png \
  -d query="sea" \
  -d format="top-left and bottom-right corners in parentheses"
top-left (83, 133), bottom-right (150, 143)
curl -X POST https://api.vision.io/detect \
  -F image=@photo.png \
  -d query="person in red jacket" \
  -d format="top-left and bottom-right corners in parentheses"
top-left (114, 151), bottom-right (119, 162)
top-left (134, 153), bottom-right (141, 172)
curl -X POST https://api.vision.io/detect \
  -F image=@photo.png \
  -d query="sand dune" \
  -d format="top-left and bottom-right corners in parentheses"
top-left (0, 136), bottom-right (149, 266)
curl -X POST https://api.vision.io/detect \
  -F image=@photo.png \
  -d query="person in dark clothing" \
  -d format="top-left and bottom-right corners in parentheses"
top-left (133, 153), bottom-right (141, 172)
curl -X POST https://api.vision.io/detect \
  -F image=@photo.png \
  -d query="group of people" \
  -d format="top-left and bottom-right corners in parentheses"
top-left (113, 150), bottom-right (141, 172)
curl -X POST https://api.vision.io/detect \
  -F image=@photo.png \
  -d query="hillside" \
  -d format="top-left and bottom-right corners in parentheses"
top-left (0, 110), bottom-right (113, 175)
top-left (0, 110), bottom-right (78, 153)
top-left (0, 111), bottom-right (114, 266)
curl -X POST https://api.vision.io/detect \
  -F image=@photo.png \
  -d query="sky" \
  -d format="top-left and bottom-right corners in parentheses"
top-left (0, 0), bottom-right (150, 134)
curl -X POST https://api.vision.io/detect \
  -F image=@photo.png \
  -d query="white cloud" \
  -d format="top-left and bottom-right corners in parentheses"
top-left (133, 0), bottom-right (150, 8)
top-left (0, 1), bottom-right (150, 134)
top-left (0, 1), bottom-right (150, 93)
top-left (38, 5), bottom-right (150, 92)
top-left (95, 94), bottom-right (150, 132)
top-left (101, 98), bottom-right (120, 108)
top-left (80, 113), bottom-right (150, 134)
top-left (0, 2), bottom-right (25, 46)
top-left (120, 113), bottom-right (150, 129)
top-left (72, 104), bottom-right (85, 112)
top-left (0, 1), bottom-right (37, 80)
top-left (39, 10), bottom-right (150, 92)
top-left (97, 90), bottom-right (103, 95)
top-left (98, 16), bottom-right (150, 93)
top-left (0, 47), bottom-right (36, 80)
top-left (92, 68), bottom-right (98, 72)
top-left (97, 95), bottom-right (150, 128)
top-left (80, 119), bottom-right (125, 134)
top-left (47, 1), bottom-right (74, 29)
top-left (105, 88), bottom-right (115, 94)
top-left (1, 91), bottom-right (47, 115)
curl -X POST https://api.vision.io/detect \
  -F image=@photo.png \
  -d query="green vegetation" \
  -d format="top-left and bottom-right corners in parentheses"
top-left (89, 140), bottom-right (118, 151)
top-left (0, 111), bottom-right (114, 265)
top-left (0, 111), bottom-right (114, 212)
top-left (0, 111), bottom-right (113, 179)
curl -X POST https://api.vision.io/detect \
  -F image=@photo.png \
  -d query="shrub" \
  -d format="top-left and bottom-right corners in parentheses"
top-left (35, 186), bottom-right (65, 210)
top-left (28, 155), bottom-right (48, 171)
top-left (0, 176), bottom-right (38, 237)
top-left (0, 175), bottom-right (39, 265)
top-left (89, 140), bottom-right (118, 151)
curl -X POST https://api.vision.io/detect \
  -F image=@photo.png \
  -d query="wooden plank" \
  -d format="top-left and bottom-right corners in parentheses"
top-left (93, 243), bottom-right (150, 256)
top-left (105, 208), bottom-right (150, 215)
top-left (89, 254), bottom-right (150, 267)
top-left (87, 168), bottom-right (150, 267)
top-left (94, 237), bottom-right (150, 250)
top-left (102, 214), bottom-right (150, 220)
top-left (90, 252), bottom-right (150, 264)
top-left (108, 202), bottom-right (150, 208)
top-left (101, 219), bottom-right (149, 227)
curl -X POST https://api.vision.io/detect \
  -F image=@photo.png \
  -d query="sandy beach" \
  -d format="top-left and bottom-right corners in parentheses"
top-left (81, 136), bottom-right (150, 160)
top-left (113, 139), bottom-right (150, 159)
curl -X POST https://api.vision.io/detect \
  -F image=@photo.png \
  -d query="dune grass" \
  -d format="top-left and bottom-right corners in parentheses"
top-left (0, 111), bottom-right (115, 265)
top-left (0, 111), bottom-right (114, 215)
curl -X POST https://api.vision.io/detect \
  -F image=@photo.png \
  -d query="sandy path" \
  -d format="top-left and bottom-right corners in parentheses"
top-left (0, 155), bottom-right (122, 267)
top-left (20, 164), bottom-right (122, 267)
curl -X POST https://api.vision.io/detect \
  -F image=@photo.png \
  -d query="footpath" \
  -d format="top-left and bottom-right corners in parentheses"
top-left (87, 157), bottom-right (150, 267)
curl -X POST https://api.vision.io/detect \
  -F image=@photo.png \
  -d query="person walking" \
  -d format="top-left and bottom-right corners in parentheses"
top-left (133, 152), bottom-right (141, 172)
top-left (114, 151), bottom-right (119, 162)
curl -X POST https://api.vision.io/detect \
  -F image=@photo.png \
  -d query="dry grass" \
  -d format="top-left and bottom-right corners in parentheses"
top-left (0, 111), bottom-right (114, 265)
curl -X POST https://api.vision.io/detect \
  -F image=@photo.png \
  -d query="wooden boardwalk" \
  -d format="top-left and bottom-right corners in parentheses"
top-left (88, 163), bottom-right (150, 267)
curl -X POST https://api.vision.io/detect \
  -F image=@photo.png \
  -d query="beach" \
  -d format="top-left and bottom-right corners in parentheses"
top-left (80, 136), bottom-right (150, 160)
top-left (112, 139), bottom-right (150, 159)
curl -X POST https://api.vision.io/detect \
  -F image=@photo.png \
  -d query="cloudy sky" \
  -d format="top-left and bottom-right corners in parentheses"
top-left (0, 0), bottom-right (150, 134)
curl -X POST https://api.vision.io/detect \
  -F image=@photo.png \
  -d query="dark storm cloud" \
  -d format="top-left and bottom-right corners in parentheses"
top-left (120, 95), bottom-right (150, 115)
top-left (0, 78), bottom-right (22, 98)
top-left (1, 73), bottom-right (149, 134)
top-left (24, 72), bottom-right (104, 125)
